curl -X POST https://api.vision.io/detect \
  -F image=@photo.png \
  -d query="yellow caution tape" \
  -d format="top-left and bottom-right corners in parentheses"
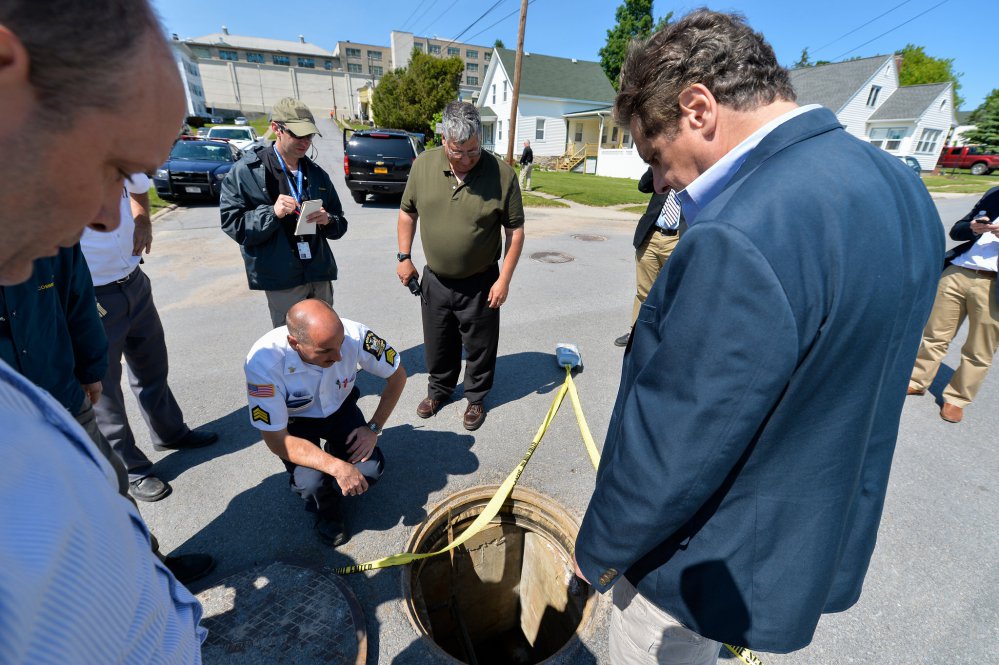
top-left (335, 366), bottom-right (765, 664)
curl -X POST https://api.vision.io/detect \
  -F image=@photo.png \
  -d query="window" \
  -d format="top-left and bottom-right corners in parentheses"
top-left (611, 126), bottom-right (619, 143)
top-left (491, 85), bottom-right (496, 104)
top-left (867, 85), bottom-right (882, 107)
top-left (574, 123), bottom-right (583, 142)
top-left (467, 63), bottom-right (478, 72)
top-left (498, 120), bottom-right (503, 141)
top-left (272, 54), bottom-right (290, 66)
top-left (218, 49), bottom-right (238, 61)
top-left (429, 44), bottom-right (441, 55)
top-left (192, 46), bottom-right (211, 58)
top-left (186, 62), bottom-right (199, 76)
top-left (447, 47), bottom-right (460, 56)
top-left (246, 52), bottom-right (264, 63)
top-left (535, 118), bottom-right (545, 140)
top-left (466, 49), bottom-right (478, 59)
top-left (298, 57), bottom-right (315, 68)
top-left (414, 42), bottom-right (424, 52)
top-left (622, 130), bottom-right (632, 148)
top-left (601, 126), bottom-right (608, 144)
top-left (367, 50), bottom-right (382, 60)
top-left (324, 60), bottom-right (333, 70)
top-left (484, 52), bottom-right (491, 62)
top-left (345, 47), bottom-right (361, 58)
top-left (915, 128), bottom-right (942, 153)
top-left (502, 81), bottom-right (507, 101)
top-left (371, 65), bottom-right (383, 76)
top-left (868, 126), bottom-right (906, 151)
top-left (466, 76), bottom-right (478, 86)
top-left (347, 63), bottom-right (362, 73)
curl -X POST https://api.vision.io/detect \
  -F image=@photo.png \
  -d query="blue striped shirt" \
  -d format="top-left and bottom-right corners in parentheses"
top-left (0, 359), bottom-right (206, 664)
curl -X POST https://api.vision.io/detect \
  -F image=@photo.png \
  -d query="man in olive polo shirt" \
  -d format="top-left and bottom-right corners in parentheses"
top-left (396, 101), bottom-right (525, 431)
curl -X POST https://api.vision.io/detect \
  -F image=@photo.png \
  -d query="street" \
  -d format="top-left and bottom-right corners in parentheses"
top-left (136, 118), bottom-right (997, 663)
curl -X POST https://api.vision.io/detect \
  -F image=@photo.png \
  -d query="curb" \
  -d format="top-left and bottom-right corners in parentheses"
top-left (151, 204), bottom-right (178, 222)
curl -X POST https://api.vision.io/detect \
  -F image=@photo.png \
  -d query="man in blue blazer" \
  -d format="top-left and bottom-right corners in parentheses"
top-left (575, 10), bottom-right (943, 661)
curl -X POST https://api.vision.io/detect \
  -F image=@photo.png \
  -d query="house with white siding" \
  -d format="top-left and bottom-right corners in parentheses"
top-left (476, 48), bottom-right (616, 160)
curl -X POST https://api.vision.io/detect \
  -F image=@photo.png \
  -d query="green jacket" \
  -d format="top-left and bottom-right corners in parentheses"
top-left (220, 144), bottom-right (348, 291)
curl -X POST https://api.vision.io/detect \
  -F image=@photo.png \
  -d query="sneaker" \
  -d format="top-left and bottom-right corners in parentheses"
top-left (614, 332), bottom-right (630, 347)
top-left (154, 429), bottom-right (219, 451)
top-left (129, 476), bottom-right (171, 502)
top-left (164, 553), bottom-right (216, 585)
top-left (416, 397), bottom-right (443, 419)
top-left (463, 402), bottom-right (486, 431)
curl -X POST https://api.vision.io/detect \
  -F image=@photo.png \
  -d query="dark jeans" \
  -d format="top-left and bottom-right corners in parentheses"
top-left (421, 264), bottom-right (500, 404)
top-left (284, 387), bottom-right (385, 519)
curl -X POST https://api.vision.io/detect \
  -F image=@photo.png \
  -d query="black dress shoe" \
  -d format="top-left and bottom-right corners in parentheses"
top-left (315, 516), bottom-right (350, 547)
top-left (129, 476), bottom-right (171, 502)
top-left (614, 332), bottom-right (630, 347)
top-left (164, 553), bottom-right (216, 585)
top-left (154, 429), bottom-right (219, 451)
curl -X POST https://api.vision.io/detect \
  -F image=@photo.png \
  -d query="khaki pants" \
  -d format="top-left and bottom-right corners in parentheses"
top-left (910, 265), bottom-right (999, 406)
top-left (610, 577), bottom-right (721, 665)
top-left (519, 163), bottom-right (533, 191)
top-left (633, 229), bottom-right (679, 325)
top-left (265, 281), bottom-right (334, 329)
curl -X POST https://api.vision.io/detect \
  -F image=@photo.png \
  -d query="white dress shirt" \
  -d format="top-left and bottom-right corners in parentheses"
top-left (80, 173), bottom-right (151, 286)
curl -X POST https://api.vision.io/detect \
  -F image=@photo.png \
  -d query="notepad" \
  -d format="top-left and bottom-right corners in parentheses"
top-left (294, 199), bottom-right (324, 235)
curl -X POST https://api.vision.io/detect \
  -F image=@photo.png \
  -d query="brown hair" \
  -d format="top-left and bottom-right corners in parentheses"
top-left (615, 9), bottom-right (795, 139)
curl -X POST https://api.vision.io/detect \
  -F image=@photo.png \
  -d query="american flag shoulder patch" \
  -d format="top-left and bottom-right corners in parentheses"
top-left (248, 383), bottom-right (275, 398)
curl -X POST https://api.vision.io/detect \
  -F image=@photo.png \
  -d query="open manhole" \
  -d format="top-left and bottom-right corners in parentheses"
top-left (402, 486), bottom-right (597, 665)
top-left (571, 234), bottom-right (606, 242)
top-left (530, 251), bottom-right (574, 264)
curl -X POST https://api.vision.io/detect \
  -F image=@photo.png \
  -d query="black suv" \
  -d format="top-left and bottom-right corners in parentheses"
top-left (153, 137), bottom-right (242, 202)
top-left (343, 128), bottom-right (424, 204)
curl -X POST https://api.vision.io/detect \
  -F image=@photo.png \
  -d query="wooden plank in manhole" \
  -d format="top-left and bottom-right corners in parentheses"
top-left (530, 251), bottom-right (574, 264)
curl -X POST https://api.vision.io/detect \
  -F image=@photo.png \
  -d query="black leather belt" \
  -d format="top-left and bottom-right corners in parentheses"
top-left (94, 266), bottom-right (140, 293)
top-left (958, 266), bottom-right (996, 278)
top-left (653, 226), bottom-right (678, 236)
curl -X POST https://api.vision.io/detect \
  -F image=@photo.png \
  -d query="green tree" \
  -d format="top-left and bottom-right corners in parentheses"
top-left (494, 38), bottom-right (505, 49)
top-left (598, 0), bottom-right (672, 90)
top-left (965, 89), bottom-right (999, 151)
top-left (370, 50), bottom-right (463, 135)
top-left (794, 47), bottom-right (813, 69)
top-left (897, 44), bottom-right (964, 109)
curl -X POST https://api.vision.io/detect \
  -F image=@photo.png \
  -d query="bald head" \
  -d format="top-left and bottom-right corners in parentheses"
top-left (286, 300), bottom-right (345, 368)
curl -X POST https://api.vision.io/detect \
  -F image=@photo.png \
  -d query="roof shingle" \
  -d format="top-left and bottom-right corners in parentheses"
top-left (869, 83), bottom-right (951, 121)
top-left (789, 55), bottom-right (892, 112)
top-left (494, 48), bottom-right (615, 103)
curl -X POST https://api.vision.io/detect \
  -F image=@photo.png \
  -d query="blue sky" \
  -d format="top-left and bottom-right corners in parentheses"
top-left (153, 0), bottom-right (994, 110)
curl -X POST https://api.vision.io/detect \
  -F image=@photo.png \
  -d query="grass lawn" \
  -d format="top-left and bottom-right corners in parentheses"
top-left (526, 170), bottom-right (647, 207)
top-left (149, 188), bottom-right (171, 215)
top-left (522, 192), bottom-right (569, 208)
top-left (621, 204), bottom-right (647, 215)
top-left (922, 171), bottom-right (999, 195)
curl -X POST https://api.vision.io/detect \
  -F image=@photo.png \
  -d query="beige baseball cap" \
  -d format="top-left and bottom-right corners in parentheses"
top-left (271, 97), bottom-right (321, 137)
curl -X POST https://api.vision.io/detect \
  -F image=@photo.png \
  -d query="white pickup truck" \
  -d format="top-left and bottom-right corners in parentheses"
top-left (206, 125), bottom-right (262, 152)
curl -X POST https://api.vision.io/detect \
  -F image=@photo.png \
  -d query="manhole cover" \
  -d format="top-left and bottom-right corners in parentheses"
top-left (572, 234), bottom-right (606, 242)
top-left (530, 251), bottom-right (574, 264)
top-left (197, 562), bottom-right (365, 664)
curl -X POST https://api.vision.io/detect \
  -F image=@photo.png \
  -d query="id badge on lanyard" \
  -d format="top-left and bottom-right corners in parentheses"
top-left (275, 148), bottom-right (312, 261)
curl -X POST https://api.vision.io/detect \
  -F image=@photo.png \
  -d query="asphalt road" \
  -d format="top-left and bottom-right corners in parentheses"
top-left (137, 118), bottom-right (997, 664)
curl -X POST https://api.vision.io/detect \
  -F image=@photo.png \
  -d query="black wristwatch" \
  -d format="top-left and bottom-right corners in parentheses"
top-left (367, 421), bottom-right (382, 435)
top-left (397, 252), bottom-right (411, 262)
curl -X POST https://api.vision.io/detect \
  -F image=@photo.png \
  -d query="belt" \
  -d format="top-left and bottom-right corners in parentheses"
top-left (652, 226), bottom-right (678, 236)
top-left (958, 266), bottom-right (997, 278)
top-left (94, 266), bottom-right (141, 293)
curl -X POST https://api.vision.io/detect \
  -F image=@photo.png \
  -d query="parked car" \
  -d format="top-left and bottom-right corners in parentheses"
top-left (153, 137), bottom-right (243, 202)
top-left (898, 155), bottom-right (922, 175)
top-left (343, 128), bottom-right (424, 204)
top-left (206, 125), bottom-right (262, 152)
top-left (234, 116), bottom-right (249, 126)
top-left (196, 127), bottom-right (209, 137)
top-left (936, 145), bottom-right (999, 175)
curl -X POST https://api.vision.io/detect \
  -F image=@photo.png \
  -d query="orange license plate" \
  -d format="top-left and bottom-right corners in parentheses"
top-left (374, 167), bottom-right (388, 174)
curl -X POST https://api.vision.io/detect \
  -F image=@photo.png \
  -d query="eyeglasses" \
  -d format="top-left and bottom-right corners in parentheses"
top-left (445, 144), bottom-right (481, 159)
top-left (279, 125), bottom-right (315, 141)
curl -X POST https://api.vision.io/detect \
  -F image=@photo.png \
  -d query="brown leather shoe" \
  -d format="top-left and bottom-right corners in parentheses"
top-left (906, 386), bottom-right (925, 396)
top-left (416, 397), bottom-right (443, 419)
top-left (940, 403), bottom-right (964, 423)
top-left (463, 402), bottom-right (486, 431)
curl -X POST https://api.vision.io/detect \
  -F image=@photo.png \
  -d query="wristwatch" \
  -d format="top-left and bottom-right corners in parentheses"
top-left (397, 252), bottom-right (411, 262)
top-left (366, 421), bottom-right (382, 435)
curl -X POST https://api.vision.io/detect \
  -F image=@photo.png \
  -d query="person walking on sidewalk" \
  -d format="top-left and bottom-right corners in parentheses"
top-left (519, 139), bottom-right (534, 191)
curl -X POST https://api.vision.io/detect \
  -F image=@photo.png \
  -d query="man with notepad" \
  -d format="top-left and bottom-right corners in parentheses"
top-left (221, 97), bottom-right (348, 328)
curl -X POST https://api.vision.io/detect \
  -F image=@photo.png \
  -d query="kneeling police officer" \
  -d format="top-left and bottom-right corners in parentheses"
top-left (244, 299), bottom-right (406, 545)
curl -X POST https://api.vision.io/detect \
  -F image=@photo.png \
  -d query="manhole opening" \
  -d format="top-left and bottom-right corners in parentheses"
top-left (571, 234), bottom-right (606, 242)
top-left (403, 487), bottom-right (595, 665)
top-left (530, 251), bottom-right (574, 264)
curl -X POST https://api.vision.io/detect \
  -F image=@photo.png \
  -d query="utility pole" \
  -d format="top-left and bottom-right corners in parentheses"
top-left (506, 0), bottom-right (529, 166)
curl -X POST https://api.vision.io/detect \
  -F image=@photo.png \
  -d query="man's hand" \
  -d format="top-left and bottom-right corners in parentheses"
top-left (311, 207), bottom-right (330, 227)
top-left (335, 462), bottom-right (369, 497)
top-left (487, 277), bottom-right (510, 308)
top-left (397, 259), bottom-right (418, 286)
top-left (132, 220), bottom-right (153, 256)
top-left (345, 425), bottom-right (378, 463)
top-left (273, 194), bottom-right (299, 218)
top-left (82, 382), bottom-right (103, 406)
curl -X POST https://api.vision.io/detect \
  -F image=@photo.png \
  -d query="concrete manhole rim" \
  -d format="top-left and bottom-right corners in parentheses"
top-left (571, 234), bottom-right (607, 242)
top-left (399, 485), bottom-right (599, 664)
top-left (530, 251), bottom-right (574, 264)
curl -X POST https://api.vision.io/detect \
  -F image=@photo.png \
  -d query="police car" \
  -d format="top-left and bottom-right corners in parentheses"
top-left (153, 137), bottom-right (242, 202)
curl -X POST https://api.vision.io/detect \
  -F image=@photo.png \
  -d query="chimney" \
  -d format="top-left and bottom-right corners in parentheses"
top-left (221, 25), bottom-right (229, 35)
top-left (299, 34), bottom-right (306, 43)
top-left (894, 54), bottom-right (903, 72)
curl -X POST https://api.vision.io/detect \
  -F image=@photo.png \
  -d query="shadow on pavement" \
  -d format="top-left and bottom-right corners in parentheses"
top-left (153, 406), bottom-right (260, 483)
top-left (928, 364), bottom-right (956, 406)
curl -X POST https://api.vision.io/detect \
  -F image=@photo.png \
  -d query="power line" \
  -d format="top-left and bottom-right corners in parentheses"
top-left (465, 0), bottom-right (538, 44)
top-left (832, 0), bottom-right (949, 61)
top-left (812, 0), bottom-right (914, 53)
top-left (400, 0), bottom-right (432, 31)
top-left (416, 0), bottom-right (460, 38)
top-left (409, 0), bottom-right (443, 36)
top-left (446, 0), bottom-right (507, 48)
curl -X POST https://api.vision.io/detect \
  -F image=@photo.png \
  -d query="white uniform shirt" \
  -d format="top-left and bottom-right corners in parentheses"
top-left (80, 173), bottom-right (151, 286)
top-left (244, 319), bottom-right (400, 431)
top-left (951, 231), bottom-right (999, 272)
